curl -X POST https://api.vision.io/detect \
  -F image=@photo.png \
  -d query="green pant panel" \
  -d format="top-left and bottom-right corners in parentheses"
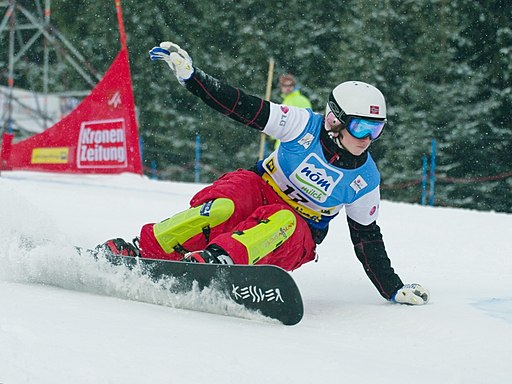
top-left (153, 198), bottom-right (235, 254)
top-left (231, 210), bottom-right (296, 264)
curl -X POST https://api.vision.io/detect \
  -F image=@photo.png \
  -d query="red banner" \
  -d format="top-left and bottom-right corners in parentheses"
top-left (0, 48), bottom-right (142, 175)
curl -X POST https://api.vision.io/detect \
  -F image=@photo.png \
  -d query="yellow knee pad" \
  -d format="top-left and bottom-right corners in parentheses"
top-left (231, 209), bottom-right (296, 264)
top-left (153, 198), bottom-right (235, 254)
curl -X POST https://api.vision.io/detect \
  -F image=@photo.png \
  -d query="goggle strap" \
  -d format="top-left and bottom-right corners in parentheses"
top-left (328, 93), bottom-right (348, 125)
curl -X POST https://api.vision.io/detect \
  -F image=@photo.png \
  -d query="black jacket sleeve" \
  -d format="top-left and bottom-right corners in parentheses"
top-left (347, 216), bottom-right (404, 300)
top-left (184, 67), bottom-right (270, 131)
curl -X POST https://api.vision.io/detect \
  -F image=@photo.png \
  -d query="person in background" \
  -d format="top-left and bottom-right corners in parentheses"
top-left (279, 73), bottom-right (312, 109)
top-left (274, 74), bottom-right (313, 149)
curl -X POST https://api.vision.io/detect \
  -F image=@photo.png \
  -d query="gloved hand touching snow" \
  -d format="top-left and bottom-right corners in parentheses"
top-left (392, 283), bottom-right (429, 305)
top-left (149, 41), bottom-right (194, 85)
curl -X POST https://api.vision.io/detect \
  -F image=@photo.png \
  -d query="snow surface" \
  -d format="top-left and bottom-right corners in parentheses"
top-left (0, 171), bottom-right (511, 384)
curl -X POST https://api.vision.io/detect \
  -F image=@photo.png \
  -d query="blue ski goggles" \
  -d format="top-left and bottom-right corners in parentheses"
top-left (345, 117), bottom-right (386, 140)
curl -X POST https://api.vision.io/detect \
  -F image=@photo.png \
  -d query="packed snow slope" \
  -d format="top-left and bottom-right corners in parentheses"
top-left (1, 171), bottom-right (511, 384)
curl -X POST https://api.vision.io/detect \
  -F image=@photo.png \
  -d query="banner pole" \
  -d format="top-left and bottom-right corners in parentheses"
top-left (258, 57), bottom-right (274, 160)
top-left (421, 154), bottom-right (428, 205)
top-left (429, 139), bottom-right (437, 206)
top-left (195, 134), bottom-right (201, 183)
top-left (114, 0), bottom-right (127, 51)
top-left (114, 0), bottom-right (143, 174)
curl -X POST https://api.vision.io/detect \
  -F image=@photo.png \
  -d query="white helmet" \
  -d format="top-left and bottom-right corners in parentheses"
top-left (325, 81), bottom-right (387, 144)
top-left (326, 80), bottom-right (386, 120)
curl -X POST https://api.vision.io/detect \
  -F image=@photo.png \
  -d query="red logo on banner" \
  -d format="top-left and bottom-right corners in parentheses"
top-left (107, 91), bottom-right (122, 109)
top-left (280, 106), bottom-right (290, 114)
top-left (77, 119), bottom-right (128, 168)
top-left (369, 105), bottom-right (380, 114)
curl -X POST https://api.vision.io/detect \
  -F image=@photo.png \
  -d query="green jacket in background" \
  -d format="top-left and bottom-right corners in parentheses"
top-left (281, 89), bottom-right (312, 109)
top-left (274, 89), bottom-right (312, 149)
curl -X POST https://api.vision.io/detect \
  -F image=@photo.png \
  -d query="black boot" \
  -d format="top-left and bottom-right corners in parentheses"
top-left (96, 238), bottom-right (140, 257)
top-left (182, 244), bottom-right (233, 264)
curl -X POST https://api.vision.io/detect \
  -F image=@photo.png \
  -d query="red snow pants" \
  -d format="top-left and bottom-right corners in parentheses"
top-left (138, 169), bottom-right (316, 271)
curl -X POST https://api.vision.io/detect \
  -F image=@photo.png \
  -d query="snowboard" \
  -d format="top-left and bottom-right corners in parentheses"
top-left (76, 248), bottom-right (304, 325)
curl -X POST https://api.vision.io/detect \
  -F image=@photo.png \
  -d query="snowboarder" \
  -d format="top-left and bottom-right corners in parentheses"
top-left (99, 41), bottom-right (429, 305)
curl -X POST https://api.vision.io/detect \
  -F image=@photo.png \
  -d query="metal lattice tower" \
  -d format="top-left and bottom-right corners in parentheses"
top-left (0, 0), bottom-right (101, 136)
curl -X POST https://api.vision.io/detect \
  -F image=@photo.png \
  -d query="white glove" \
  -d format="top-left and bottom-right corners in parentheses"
top-left (149, 41), bottom-right (194, 85)
top-left (392, 283), bottom-right (429, 305)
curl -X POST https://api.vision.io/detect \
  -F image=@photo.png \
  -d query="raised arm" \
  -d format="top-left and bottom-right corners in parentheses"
top-left (149, 41), bottom-right (270, 131)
